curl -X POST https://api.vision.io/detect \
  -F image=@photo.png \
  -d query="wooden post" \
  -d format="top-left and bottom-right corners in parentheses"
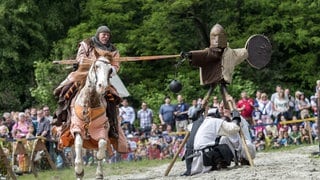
top-left (303, 117), bottom-right (313, 144)
top-left (0, 138), bottom-right (16, 180)
top-left (164, 131), bottom-right (190, 176)
top-left (12, 139), bottom-right (37, 177)
top-left (29, 137), bottom-right (57, 176)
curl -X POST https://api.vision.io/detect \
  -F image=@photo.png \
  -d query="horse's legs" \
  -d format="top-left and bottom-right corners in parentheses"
top-left (74, 133), bottom-right (84, 179)
top-left (96, 139), bottom-right (106, 160)
top-left (96, 139), bottom-right (106, 179)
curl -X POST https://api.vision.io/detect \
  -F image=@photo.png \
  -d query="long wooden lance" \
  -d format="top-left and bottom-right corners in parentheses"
top-left (53, 54), bottom-right (180, 64)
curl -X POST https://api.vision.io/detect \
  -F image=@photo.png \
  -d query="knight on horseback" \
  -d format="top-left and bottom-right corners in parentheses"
top-left (52, 25), bottom-right (129, 179)
top-left (54, 26), bottom-right (120, 135)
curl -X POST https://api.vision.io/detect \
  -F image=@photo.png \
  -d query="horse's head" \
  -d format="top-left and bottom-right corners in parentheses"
top-left (87, 56), bottom-right (112, 95)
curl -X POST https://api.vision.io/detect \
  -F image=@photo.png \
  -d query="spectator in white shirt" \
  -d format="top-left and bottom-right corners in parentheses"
top-left (119, 99), bottom-right (136, 134)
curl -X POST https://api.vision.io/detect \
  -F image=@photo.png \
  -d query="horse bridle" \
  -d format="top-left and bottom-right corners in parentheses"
top-left (90, 58), bottom-right (112, 86)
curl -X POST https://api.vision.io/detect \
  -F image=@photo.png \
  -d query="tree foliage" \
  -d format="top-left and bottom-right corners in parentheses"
top-left (0, 0), bottom-right (84, 112)
top-left (1, 0), bottom-right (320, 114)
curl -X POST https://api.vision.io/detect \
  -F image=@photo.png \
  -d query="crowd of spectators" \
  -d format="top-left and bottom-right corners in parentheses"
top-left (1, 81), bottom-right (320, 176)
top-left (0, 107), bottom-right (54, 176)
top-left (111, 83), bottom-right (320, 163)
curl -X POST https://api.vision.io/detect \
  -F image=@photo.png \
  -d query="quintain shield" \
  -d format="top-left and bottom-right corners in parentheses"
top-left (245, 34), bottom-right (272, 69)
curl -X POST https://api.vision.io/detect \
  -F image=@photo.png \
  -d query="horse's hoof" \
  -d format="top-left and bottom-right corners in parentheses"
top-left (76, 169), bottom-right (84, 179)
top-left (95, 174), bottom-right (103, 180)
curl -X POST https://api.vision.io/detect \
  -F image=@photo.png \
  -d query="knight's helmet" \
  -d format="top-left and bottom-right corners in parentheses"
top-left (209, 24), bottom-right (227, 48)
top-left (95, 26), bottom-right (111, 39)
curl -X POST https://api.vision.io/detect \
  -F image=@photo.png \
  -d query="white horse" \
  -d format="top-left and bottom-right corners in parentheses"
top-left (70, 54), bottom-right (112, 179)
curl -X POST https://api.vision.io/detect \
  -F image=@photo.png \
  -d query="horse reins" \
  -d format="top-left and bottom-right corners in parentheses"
top-left (83, 58), bottom-right (111, 139)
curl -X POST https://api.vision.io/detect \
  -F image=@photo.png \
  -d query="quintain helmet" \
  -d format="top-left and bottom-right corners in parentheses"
top-left (210, 24), bottom-right (227, 48)
top-left (169, 79), bottom-right (182, 93)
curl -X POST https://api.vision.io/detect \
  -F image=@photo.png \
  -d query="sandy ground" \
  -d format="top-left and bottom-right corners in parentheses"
top-left (103, 145), bottom-right (320, 180)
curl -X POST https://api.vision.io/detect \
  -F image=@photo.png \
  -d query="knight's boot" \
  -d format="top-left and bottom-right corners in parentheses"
top-left (106, 93), bottom-right (120, 139)
top-left (109, 121), bottom-right (119, 139)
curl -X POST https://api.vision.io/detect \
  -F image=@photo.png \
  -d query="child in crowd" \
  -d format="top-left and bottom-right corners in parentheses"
top-left (135, 143), bottom-right (147, 161)
top-left (127, 134), bottom-right (137, 161)
top-left (264, 131), bottom-right (276, 150)
top-left (160, 146), bottom-right (173, 159)
top-left (300, 126), bottom-right (310, 144)
top-left (172, 139), bottom-right (184, 158)
top-left (26, 125), bottom-right (35, 139)
top-left (148, 142), bottom-right (161, 160)
top-left (265, 118), bottom-right (278, 138)
top-left (252, 103), bottom-right (262, 125)
top-left (254, 131), bottom-right (266, 151)
top-left (26, 125), bottom-right (35, 152)
top-left (274, 131), bottom-right (290, 148)
top-left (254, 120), bottom-right (265, 137)
top-left (289, 124), bottom-right (301, 145)
top-left (0, 125), bottom-right (9, 139)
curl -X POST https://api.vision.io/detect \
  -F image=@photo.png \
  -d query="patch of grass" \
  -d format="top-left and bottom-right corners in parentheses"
top-left (17, 158), bottom-right (172, 179)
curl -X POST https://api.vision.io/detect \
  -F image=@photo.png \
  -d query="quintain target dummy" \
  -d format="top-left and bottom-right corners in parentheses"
top-left (180, 24), bottom-right (271, 176)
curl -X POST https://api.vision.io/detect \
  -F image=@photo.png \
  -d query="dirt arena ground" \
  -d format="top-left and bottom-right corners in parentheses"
top-left (105, 145), bottom-right (320, 180)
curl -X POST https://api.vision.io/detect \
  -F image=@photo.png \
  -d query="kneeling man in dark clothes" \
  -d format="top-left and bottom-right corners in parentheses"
top-left (182, 108), bottom-right (255, 176)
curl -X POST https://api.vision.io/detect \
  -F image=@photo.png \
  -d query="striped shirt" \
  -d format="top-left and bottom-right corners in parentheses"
top-left (137, 108), bottom-right (153, 128)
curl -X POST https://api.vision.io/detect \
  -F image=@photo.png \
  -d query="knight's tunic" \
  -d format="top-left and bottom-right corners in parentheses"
top-left (190, 47), bottom-right (248, 85)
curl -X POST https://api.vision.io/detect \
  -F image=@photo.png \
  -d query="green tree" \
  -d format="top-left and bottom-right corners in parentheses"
top-left (0, 0), bottom-right (85, 112)
top-left (0, 0), bottom-right (45, 111)
top-left (8, 0), bottom-right (318, 115)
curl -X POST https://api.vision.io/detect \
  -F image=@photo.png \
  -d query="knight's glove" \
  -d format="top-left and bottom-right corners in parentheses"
top-left (72, 63), bottom-right (79, 71)
top-left (231, 110), bottom-right (241, 126)
top-left (180, 51), bottom-right (192, 59)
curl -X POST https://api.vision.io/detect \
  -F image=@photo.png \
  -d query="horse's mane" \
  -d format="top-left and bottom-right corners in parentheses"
top-left (94, 48), bottom-right (114, 62)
